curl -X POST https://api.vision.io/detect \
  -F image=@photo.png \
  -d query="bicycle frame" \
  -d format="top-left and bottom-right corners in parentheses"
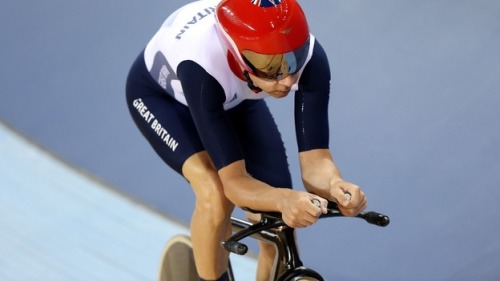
top-left (222, 201), bottom-right (390, 281)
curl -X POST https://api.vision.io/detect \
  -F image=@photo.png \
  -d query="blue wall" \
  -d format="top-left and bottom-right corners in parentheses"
top-left (1, 0), bottom-right (499, 280)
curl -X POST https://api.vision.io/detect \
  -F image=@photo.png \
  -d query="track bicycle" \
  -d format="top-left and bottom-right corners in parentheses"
top-left (158, 200), bottom-right (390, 281)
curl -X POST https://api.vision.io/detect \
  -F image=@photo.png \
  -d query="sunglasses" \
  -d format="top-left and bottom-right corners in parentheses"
top-left (241, 37), bottom-right (310, 81)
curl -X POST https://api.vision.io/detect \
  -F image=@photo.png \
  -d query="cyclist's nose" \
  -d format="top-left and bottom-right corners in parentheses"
top-left (278, 74), bottom-right (298, 88)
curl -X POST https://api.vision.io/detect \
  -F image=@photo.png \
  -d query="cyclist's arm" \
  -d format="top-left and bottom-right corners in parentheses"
top-left (294, 39), bottom-right (342, 199)
top-left (178, 60), bottom-right (243, 169)
top-left (219, 160), bottom-right (324, 228)
top-left (299, 149), bottom-right (366, 216)
top-left (295, 40), bottom-right (365, 215)
top-left (299, 149), bottom-right (346, 203)
top-left (178, 60), bottom-right (322, 226)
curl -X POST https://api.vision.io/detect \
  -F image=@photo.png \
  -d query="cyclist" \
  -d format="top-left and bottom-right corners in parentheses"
top-left (126, 0), bottom-right (367, 280)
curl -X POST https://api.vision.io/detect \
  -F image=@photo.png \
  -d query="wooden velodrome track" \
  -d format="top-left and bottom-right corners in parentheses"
top-left (0, 121), bottom-right (256, 281)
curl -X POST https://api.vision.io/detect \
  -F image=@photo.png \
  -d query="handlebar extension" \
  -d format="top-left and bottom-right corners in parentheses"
top-left (223, 202), bottom-right (390, 255)
top-left (221, 240), bottom-right (248, 255)
top-left (325, 201), bottom-right (390, 227)
top-left (359, 211), bottom-right (390, 227)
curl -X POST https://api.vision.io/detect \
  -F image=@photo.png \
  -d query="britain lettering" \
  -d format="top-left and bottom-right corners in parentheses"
top-left (151, 119), bottom-right (179, 152)
top-left (132, 98), bottom-right (155, 123)
top-left (132, 98), bottom-right (179, 152)
top-left (176, 6), bottom-right (216, 39)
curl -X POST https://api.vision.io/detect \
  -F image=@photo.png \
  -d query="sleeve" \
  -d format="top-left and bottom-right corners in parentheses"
top-left (294, 39), bottom-right (332, 152)
top-left (177, 60), bottom-right (244, 170)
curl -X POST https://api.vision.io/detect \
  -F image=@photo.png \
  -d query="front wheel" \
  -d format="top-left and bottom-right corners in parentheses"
top-left (290, 277), bottom-right (321, 281)
top-left (158, 234), bottom-right (199, 281)
top-left (277, 266), bottom-right (324, 281)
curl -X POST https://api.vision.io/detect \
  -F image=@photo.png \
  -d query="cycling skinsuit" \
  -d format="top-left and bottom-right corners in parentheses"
top-left (126, 0), bottom-right (331, 189)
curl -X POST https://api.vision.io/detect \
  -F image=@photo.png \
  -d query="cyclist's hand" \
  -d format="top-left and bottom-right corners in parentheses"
top-left (329, 179), bottom-right (367, 217)
top-left (280, 191), bottom-right (328, 228)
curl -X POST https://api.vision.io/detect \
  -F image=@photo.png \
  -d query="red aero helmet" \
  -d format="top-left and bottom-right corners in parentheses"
top-left (215, 0), bottom-right (310, 79)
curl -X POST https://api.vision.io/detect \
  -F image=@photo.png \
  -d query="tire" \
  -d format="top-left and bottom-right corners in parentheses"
top-left (277, 267), bottom-right (324, 281)
top-left (158, 234), bottom-right (199, 281)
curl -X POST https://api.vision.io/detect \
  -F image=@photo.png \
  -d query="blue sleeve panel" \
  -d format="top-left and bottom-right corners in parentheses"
top-left (295, 40), bottom-right (332, 152)
top-left (177, 60), bottom-right (244, 169)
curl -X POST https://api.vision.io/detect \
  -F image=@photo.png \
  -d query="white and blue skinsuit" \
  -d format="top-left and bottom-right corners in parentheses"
top-left (126, 0), bottom-right (332, 189)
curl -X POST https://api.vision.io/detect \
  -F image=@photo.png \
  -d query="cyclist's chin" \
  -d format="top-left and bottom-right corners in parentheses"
top-left (269, 90), bottom-right (290, 98)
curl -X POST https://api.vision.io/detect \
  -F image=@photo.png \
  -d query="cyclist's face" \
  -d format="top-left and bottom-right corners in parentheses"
top-left (241, 36), bottom-right (310, 81)
top-left (248, 71), bottom-right (300, 99)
